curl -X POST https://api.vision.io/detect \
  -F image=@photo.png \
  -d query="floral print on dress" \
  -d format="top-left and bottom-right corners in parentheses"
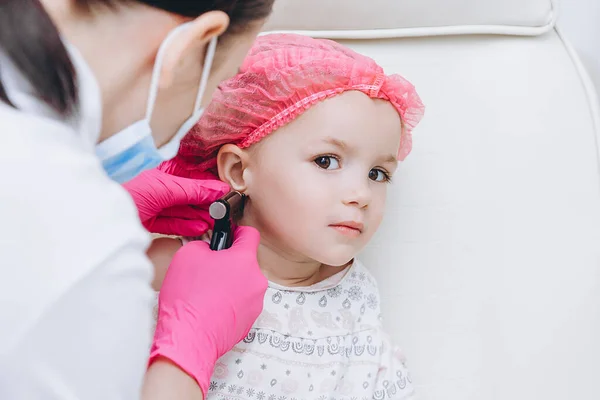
top-left (205, 260), bottom-right (415, 400)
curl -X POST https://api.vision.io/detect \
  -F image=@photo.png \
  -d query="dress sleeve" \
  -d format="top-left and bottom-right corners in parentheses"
top-left (372, 330), bottom-right (417, 400)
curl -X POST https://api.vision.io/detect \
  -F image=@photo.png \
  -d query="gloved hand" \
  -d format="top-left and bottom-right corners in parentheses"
top-left (122, 167), bottom-right (229, 236)
top-left (149, 226), bottom-right (266, 395)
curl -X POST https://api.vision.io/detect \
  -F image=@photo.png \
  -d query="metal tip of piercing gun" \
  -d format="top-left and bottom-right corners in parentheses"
top-left (208, 191), bottom-right (246, 251)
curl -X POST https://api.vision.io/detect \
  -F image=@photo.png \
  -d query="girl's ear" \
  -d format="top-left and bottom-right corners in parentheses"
top-left (217, 144), bottom-right (251, 192)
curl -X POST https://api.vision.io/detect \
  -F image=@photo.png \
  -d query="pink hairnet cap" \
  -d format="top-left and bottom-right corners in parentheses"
top-left (167, 33), bottom-right (425, 176)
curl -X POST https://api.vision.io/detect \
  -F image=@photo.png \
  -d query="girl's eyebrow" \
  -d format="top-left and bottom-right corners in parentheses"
top-left (380, 155), bottom-right (398, 170)
top-left (322, 137), bottom-right (348, 150)
top-left (383, 154), bottom-right (398, 164)
top-left (322, 136), bottom-right (398, 166)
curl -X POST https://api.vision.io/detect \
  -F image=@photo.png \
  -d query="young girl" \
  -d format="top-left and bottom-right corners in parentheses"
top-left (154, 33), bottom-right (424, 400)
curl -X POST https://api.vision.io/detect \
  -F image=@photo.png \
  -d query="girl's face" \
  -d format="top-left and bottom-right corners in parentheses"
top-left (239, 91), bottom-right (402, 267)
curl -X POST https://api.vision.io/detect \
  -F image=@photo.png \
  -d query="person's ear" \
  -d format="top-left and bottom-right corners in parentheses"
top-left (217, 144), bottom-right (252, 193)
top-left (159, 11), bottom-right (229, 88)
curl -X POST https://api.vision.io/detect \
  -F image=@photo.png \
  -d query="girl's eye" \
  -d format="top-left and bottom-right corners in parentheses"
top-left (314, 156), bottom-right (340, 170)
top-left (369, 168), bottom-right (391, 182)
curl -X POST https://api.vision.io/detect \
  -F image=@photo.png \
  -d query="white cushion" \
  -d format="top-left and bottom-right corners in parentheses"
top-left (264, 0), bottom-right (557, 38)
top-left (339, 31), bottom-right (600, 399)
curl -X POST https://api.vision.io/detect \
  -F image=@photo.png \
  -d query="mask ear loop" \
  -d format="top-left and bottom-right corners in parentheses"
top-left (162, 36), bottom-right (218, 150)
top-left (94, 23), bottom-right (191, 160)
top-left (144, 22), bottom-right (194, 123)
top-left (193, 37), bottom-right (218, 113)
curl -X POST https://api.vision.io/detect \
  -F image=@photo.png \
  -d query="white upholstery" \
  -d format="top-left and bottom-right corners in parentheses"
top-left (264, 1), bottom-right (600, 399)
top-left (264, 0), bottom-right (557, 37)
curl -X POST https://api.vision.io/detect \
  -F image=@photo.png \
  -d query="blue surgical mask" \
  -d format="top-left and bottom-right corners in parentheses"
top-left (96, 23), bottom-right (217, 183)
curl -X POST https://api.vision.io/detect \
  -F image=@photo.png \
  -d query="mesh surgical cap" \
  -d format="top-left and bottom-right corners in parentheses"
top-left (164, 33), bottom-right (425, 177)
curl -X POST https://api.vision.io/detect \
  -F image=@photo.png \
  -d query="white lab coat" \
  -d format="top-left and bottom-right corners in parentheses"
top-left (0, 46), bottom-right (155, 398)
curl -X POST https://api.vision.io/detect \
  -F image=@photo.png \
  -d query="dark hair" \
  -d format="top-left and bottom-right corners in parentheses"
top-left (0, 0), bottom-right (273, 117)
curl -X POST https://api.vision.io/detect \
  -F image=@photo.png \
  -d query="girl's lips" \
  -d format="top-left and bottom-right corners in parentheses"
top-left (329, 221), bottom-right (364, 237)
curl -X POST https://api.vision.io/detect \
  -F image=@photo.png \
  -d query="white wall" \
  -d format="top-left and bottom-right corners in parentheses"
top-left (558, 0), bottom-right (600, 90)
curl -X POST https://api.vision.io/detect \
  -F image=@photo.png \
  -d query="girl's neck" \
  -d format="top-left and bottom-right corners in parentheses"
top-left (257, 241), bottom-right (349, 287)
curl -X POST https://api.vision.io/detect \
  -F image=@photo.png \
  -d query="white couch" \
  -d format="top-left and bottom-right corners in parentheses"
top-left (264, 0), bottom-right (600, 398)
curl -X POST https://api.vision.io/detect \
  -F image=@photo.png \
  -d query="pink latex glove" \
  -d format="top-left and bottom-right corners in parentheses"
top-left (122, 167), bottom-right (229, 236)
top-left (149, 226), bottom-right (267, 395)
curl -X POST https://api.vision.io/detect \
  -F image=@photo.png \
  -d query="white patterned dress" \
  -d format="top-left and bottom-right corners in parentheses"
top-left (205, 259), bottom-right (415, 400)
